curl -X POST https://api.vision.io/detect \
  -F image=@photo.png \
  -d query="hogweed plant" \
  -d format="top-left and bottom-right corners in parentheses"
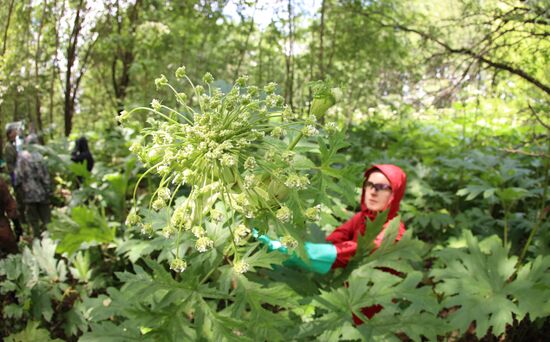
top-left (119, 67), bottom-right (340, 274)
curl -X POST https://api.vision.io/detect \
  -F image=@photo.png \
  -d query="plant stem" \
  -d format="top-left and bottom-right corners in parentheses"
top-left (503, 207), bottom-right (509, 248)
top-left (517, 137), bottom-right (550, 266)
top-left (288, 132), bottom-right (303, 151)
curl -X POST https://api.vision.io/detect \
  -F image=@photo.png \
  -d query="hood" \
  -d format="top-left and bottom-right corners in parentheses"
top-left (360, 164), bottom-right (407, 220)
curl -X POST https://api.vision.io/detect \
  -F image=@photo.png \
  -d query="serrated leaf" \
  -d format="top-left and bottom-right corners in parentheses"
top-left (5, 321), bottom-right (63, 342)
top-left (80, 322), bottom-right (142, 342)
top-left (430, 231), bottom-right (522, 338)
top-left (30, 285), bottom-right (54, 322)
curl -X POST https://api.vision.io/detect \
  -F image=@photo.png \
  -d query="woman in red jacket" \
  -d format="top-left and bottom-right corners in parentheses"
top-left (256, 164), bottom-right (407, 323)
top-left (327, 164), bottom-right (407, 268)
top-left (327, 164), bottom-right (407, 323)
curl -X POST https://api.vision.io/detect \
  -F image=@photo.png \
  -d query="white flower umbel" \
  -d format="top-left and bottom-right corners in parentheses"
top-left (195, 236), bottom-right (214, 253)
top-left (233, 260), bottom-right (250, 274)
top-left (170, 258), bottom-right (187, 272)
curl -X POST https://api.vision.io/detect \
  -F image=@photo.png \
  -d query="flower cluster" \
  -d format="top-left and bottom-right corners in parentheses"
top-left (284, 174), bottom-right (310, 190)
top-left (234, 224), bottom-right (251, 244)
top-left (121, 68), bottom-right (339, 267)
top-left (280, 235), bottom-right (298, 249)
top-left (125, 208), bottom-right (141, 227)
top-left (170, 258), bottom-right (187, 273)
top-left (304, 205), bottom-right (321, 221)
top-left (276, 206), bottom-right (292, 223)
top-left (195, 236), bottom-right (214, 252)
top-left (140, 223), bottom-right (154, 237)
top-left (233, 260), bottom-right (250, 274)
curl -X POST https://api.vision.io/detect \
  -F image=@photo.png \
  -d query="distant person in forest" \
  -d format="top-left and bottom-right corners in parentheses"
top-left (0, 178), bottom-right (22, 256)
top-left (71, 136), bottom-right (94, 185)
top-left (3, 124), bottom-right (26, 222)
top-left (255, 164), bottom-right (407, 324)
top-left (15, 134), bottom-right (51, 238)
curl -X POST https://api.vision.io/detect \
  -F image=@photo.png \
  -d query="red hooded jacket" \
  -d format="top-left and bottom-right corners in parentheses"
top-left (326, 164), bottom-right (407, 268)
top-left (326, 164), bottom-right (407, 323)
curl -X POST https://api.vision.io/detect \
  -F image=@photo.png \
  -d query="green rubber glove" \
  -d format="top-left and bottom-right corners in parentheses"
top-left (252, 229), bottom-right (337, 274)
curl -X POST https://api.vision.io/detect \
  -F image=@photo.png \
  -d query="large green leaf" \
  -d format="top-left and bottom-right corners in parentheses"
top-left (430, 230), bottom-right (543, 338)
top-left (5, 321), bottom-right (63, 342)
top-left (49, 206), bottom-right (116, 255)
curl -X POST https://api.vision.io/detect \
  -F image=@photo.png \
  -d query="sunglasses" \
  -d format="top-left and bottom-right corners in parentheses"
top-left (365, 181), bottom-right (392, 192)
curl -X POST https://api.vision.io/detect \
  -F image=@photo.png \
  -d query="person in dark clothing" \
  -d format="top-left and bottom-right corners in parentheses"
top-left (15, 135), bottom-right (51, 238)
top-left (71, 137), bottom-right (94, 186)
top-left (71, 136), bottom-right (94, 172)
top-left (0, 178), bottom-right (22, 256)
top-left (3, 125), bottom-right (26, 223)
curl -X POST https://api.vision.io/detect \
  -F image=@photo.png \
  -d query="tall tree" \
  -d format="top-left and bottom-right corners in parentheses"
top-left (284, 0), bottom-right (295, 109)
top-left (33, 1), bottom-right (49, 138)
top-left (0, 0), bottom-right (17, 157)
top-left (63, 0), bottom-right (98, 136)
top-left (318, 0), bottom-right (326, 79)
top-left (111, 0), bottom-right (142, 114)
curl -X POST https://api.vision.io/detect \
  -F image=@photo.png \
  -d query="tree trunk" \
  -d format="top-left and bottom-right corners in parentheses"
top-left (318, 0), bottom-right (326, 79)
top-left (257, 32), bottom-right (263, 85)
top-left (234, 0), bottom-right (258, 81)
top-left (64, 0), bottom-right (84, 136)
top-left (285, 0), bottom-right (294, 109)
top-left (2, 0), bottom-right (16, 55)
top-left (34, 1), bottom-right (48, 141)
top-left (112, 0), bottom-right (141, 114)
top-left (48, 0), bottom-right (64, 138)
top-left (0, 0), bottom-right (17, 158)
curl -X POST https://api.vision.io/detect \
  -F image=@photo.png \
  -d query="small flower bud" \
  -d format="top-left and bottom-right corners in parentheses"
top-left (151, 99), bottom-right (162, 111)
top-left (301, 125), bottom-right (319, 137)
top-left (324, 122), bottom-right (339, 134)
top-left (282, 151), bottom-right (294, 164)
top-left (270, 127), bottom-right (284, 138)
top-left (177, 92), bottom-right (188, 104)
top-left (244, 157), bottom-right (257, 170)
top-left (247, 86), bottom-right (259, 97)
top-left (220, 154), bottom-right (236, 167)
top-left (280, 235), bottom-right (298, 249)
top-left (161, 224), bottom-right (176, 238)
top-left (191, 225), bottom-right (205, 237)
top-left (284, 174), bottom-right (310, 190)
top-left (140, 223), bottom-right (154, 237)
top-left (276, 206), bottom-right (292, 223)
top-left (236, 75), bottom-right (249, 87)
top-left (244, 174), bottom-right (257, 189)
top-left (264, 82), bottom-right (277, 94)
top-left (304, 204), bottom-right (321, 221)
top-left (234, 224), bottom-right (251, 243)
top-left (170, 258), bottom-right (187, 273)
top-left (175, 66), bottom-right (186, 79)
top-left (233, 260), bottom-right (250, 274)
top-left (195, 236), bottom-right (214, 252)
top-left (210, 209), bottom-right (224, 223)
top-left (152, 197), bottom-right (166, 211)
top-left (155, 74), bottom-right (168, 89)
top-left (171, 206), bottom-right (187, 227)
top-left (125, 208), bottom-right (141, 227)
top-left (157, 187), bottom-right (171, 201)
top-left (202, 72), bottom-right (214, 84)
top-left (117, 110), bottom-right (130, 123)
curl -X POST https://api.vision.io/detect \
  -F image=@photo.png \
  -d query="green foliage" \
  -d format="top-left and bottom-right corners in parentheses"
top-left (48, 206), bottom-right (116, 255)
top-left (1, 1), bottom-right (548, 340)
top-left (431, 231), bottom-right (550, 338)
top-left (5, 321), bottom-right (63, 342)
top-left (0, 236), bottom-right (93, 339)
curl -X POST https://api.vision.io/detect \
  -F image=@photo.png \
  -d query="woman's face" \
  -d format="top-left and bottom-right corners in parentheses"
top-left (364, 171), bottom-right (392, 212)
